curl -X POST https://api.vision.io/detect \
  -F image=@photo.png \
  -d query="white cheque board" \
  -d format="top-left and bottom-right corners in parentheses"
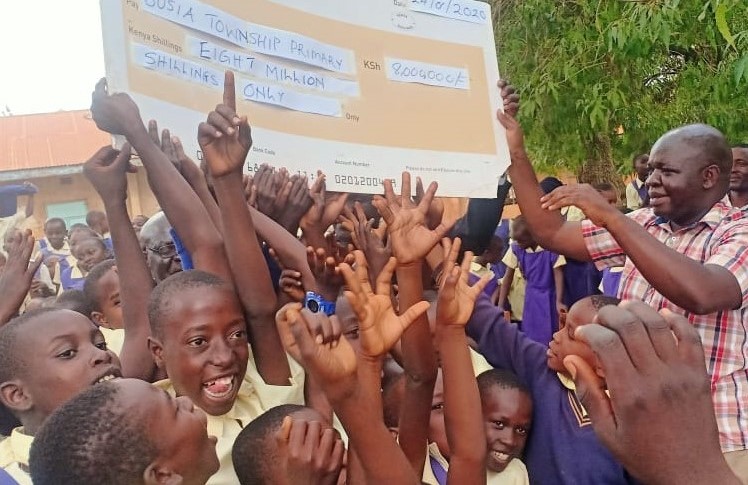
top-left (100, 0), bottom-right (508, 197)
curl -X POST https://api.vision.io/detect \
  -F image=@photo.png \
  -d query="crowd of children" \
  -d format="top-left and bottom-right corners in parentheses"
top-left (0, 71), bottom-right (744, 485)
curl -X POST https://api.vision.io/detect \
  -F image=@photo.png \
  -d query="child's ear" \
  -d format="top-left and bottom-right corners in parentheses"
top-left (594, 361), bottom-right (606, 380)
top-left (90, 311), bottom-right (108, 328)
top-left (143, 463), bottom-right (183, 484)
top-left (0, 381), bottom-right (33, 413)
top-left (148, 337), bottom-right (166, 369)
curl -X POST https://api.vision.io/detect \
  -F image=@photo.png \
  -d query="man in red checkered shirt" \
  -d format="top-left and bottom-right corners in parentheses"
top-left (498, 110), bottom-right (748, 477)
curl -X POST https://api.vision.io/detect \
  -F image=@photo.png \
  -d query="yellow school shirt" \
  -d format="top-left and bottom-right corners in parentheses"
top-left (154, 350), bottom-right (305, 485)
top-left (0, 427), bottom-right (33, 485)
top-left (470, 347), bottom-right (493, 377)
top-left (421, 442), bottom-right (530, 485)
top-left (99, 327), bottom-right (125, 356)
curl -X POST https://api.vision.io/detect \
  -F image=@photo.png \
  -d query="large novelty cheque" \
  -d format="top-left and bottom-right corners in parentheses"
top-left (100, 0), bottom-right (509, 197)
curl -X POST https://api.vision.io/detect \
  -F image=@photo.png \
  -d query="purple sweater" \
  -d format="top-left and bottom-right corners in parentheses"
top-left (466, 293), bottom-right (636, 485)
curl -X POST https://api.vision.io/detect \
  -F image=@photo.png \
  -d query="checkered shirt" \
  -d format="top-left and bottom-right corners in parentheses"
top-left (582, 201), bottom-right (748, 452)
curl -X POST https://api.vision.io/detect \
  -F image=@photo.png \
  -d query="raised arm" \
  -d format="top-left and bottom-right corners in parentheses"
top-left (374, 172), bottom-right (449, 474)
top-left (541, 183), bottom-right (744, 314)
top-left (90, 79), bottom-right (231, 281)
top-left (276, 284), bottom-right (425, 485)
top-left (82, 145), bottom-right (156, 381)
top-left (300, 173), bottom-right (349, 250)
top-left (199, 71), bottom-right (290, 384)
top-left (496, 103), bottom-right (590, 261)
top-left (435, 238), bottom-right (489, 485)
top-left (0, 231), bottom-right (41, 325)
top-left (162, 133), bottom-right (223, 233)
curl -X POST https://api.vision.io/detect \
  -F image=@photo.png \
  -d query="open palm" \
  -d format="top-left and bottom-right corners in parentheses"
top-left (341, 251), bottom-right (429, 358)
top-left (276, 304), bottom-right (357, 395)
top-left (374, 172), bottom-right (451, 265)
top-left (436, 238), bottom-right (490, 327)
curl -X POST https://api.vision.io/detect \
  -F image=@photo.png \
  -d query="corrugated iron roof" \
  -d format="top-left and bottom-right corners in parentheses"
top-left (0, 110), bottom-right (111, 173)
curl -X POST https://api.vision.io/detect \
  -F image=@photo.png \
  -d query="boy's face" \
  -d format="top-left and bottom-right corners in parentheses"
top-left (730, 147), bottom-right (748, 193)
top-left (547, 300), bottom-right (600, 374)
top-left (482, 386), bottom-right (532, 473)
top-left (428, 369), bottom-right (450, 460)
top-left (635, 155), bottom-right (650, 181)
top-left (151, 286), bottom-right (249, 416)
top-left (131, 215), bottom-right (148, 236)
top-left (72, 238), bottom-right (106, 273)
top-left (44, 222), bottom-right (67, 250)
top-left (3, 310), bottom-right (122, 420)
top-left (510, 221), bottom-right (534, 249)
top-left (91, 267), bottom-right (123, 330)
top-left (115, 379), bottom-right (219, 484)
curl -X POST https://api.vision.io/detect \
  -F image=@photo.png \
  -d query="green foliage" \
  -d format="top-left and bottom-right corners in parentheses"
top-left (492, 0), bottom-right (748, 175)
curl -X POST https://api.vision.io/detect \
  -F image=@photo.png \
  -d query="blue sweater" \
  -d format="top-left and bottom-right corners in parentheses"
top-left (466, 293), bottom-right (636, 485)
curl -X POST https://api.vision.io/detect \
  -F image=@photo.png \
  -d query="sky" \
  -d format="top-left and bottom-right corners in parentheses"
top-left (0, 1), bottom-right (105, 115)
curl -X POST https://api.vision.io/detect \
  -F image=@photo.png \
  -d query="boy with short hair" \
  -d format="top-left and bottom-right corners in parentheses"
top-left (424, 240), bottom-right (531, 485)
top-left (53, 289), bottom-right (92, 317)
top-left (477, 369), bottom-right (533, 480)
top-left (86, 210), bottom-right (113, 251)
top-left (83, 259), bottom-right (125, 355)
top-left (29, 378), bottom-right (219, 485)
top-left (37, 218), bottom-right (71, 278)
top-left (625, 153), bottom-right (649, 210)
top-left (147, 270), bottom-right (304, 484)
top-left (0, 308), bottom-right (123, 484)
top-left (232, 404), bottom-right (345, 485)
top-left (467, 293), bottom-right (634, 483)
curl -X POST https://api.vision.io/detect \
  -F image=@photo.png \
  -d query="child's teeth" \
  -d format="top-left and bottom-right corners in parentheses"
top-left (203, 376), bottom-right (234, 397)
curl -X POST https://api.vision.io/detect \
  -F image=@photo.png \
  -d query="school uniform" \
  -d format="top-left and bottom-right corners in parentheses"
top-left (38, 238), bottom-right (71, 260)
top-left (419, 349), bottom-right (504, 485)
top-left (625, 178), bottom-right (647, 211)
top-left (101, 233), bottom-right (114, 252)
top-left (422, 441), bottom-right (530, 485)
top-left (0, 427), bottom-right (33, 485)
top-left (154, 349), bottom-right (305, 485)
top-left (559, 207), bottom-right (601, 306)
top-left (99, 327), bottom-right (125, 356)
top-left (599, 267), bottom-right (624, 297)
top-left (470, 260), bottom-right (503, 299)
top-left (57, 262), bottom-right (86, 293)
top-left (503, 244), bottom-right (565, 345)
top-left (466, 291), bottom-right (636, 484)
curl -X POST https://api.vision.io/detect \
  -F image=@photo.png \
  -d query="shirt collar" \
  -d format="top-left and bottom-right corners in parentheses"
top-left (652, 201), bottom-right (731, 231)
top-left (633, 178), bottom-right (645, 189)
top-left (153, 376), bottom-right (257, 437)
top-left (8, 427), bottom-right (32, 468)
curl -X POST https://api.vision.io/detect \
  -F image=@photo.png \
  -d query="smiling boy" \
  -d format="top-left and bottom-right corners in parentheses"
top-left (0, 308), bottom-right (123, 484)
top-left (467, 293), bottom-right (632, 484)
top-left (148, 271), bottom-right (303, 484)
